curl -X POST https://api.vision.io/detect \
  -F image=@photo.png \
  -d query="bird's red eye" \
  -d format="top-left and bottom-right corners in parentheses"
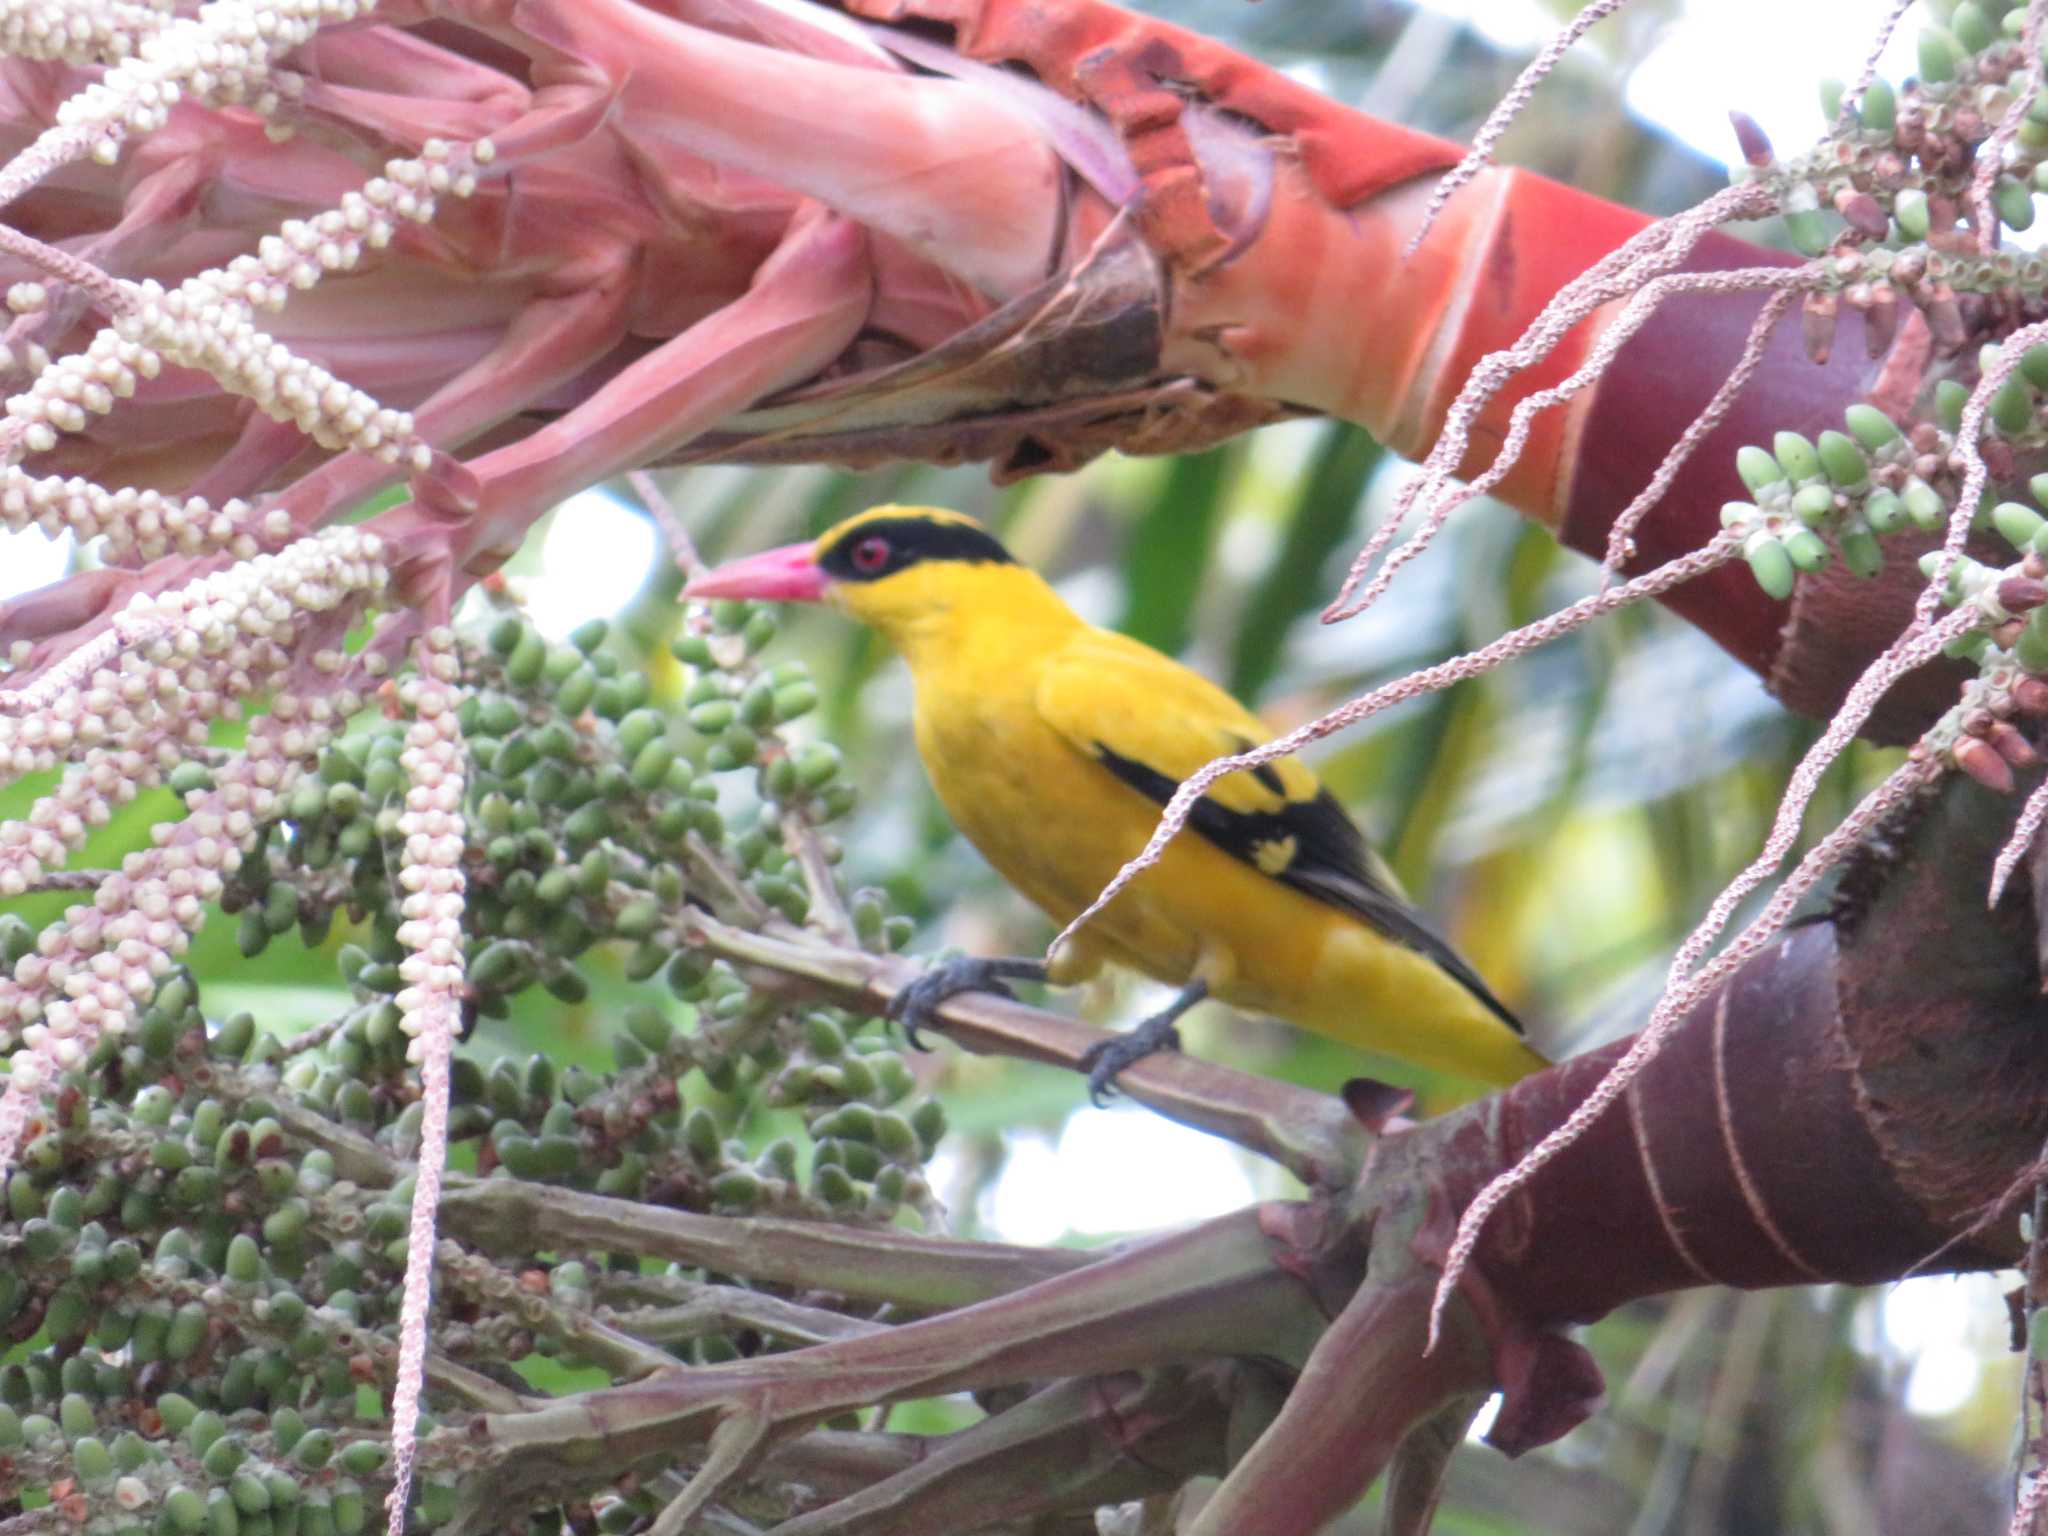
top-left (852, 536), bottom-right (891, 573)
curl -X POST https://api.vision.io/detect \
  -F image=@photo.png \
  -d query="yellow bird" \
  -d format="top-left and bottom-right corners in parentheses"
top-left (686, 506), bottom-right (1546, 1100)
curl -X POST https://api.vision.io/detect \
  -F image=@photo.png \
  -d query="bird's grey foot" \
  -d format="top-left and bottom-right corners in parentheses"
top-left (887, 955), bottom-right (1048, 1049)
top-left (1077, 979), bottom-right (1207, 1105)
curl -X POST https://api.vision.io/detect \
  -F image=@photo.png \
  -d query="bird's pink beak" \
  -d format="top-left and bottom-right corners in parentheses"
top-left (683, 541), bottom-right (829, 603)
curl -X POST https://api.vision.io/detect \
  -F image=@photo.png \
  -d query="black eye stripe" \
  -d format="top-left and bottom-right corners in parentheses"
top-left (818, 516), bottom-right (1017, 582)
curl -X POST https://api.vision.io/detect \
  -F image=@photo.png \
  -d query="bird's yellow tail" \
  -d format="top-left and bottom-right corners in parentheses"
top-left (1291, 921), bottom-right (1548, 1092)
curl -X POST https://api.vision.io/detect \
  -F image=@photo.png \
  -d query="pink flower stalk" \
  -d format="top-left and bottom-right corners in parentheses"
top-left (0, 0), bottom-right (1084, 672)
top-left (383, 631), bottom-right (469, 1536)
top-left (0, 527), bottom-right (386, 1173)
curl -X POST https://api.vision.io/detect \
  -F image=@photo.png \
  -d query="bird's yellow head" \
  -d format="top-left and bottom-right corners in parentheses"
top-left (685, 506), bottom-right (1046, 648)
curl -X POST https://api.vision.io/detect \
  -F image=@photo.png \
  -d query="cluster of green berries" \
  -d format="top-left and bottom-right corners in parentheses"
top-left (1787, 0), bottom-right (2045, 252)
top-left (1911, 481), bottom-right (2048, 792)
top-left (0, 604), bottom-right (952, 1532)
top-left (1726, 0), bottom-right (2048, 396)
top-left (0, 975), bottom-right (435, 1536)
top-left (1721, 385), bottom-right (2048, 796)
top-left (1801, 0), bottom-right (2048, 242)
top-left (1719, 0), bottom-right (2048, 781)
top-left (1720, 405), bottom-right (1925, 598)
top-left (666, 597), bottom-right (916, 941)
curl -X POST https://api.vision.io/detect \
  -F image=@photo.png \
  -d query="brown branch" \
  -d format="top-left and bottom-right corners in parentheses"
top-left (438, 1176), bottom-right (1089, 1312)
top-left (1380, 1395), bottom-right (1491, 1536)
top-left (603, 1287), bottom-right (889, 1348)
top-left (687, 911), bottom-right (1369, 1190)
top-left (1183, 1264), bottom-right (1493, 1535)
top-left (278, 1004), bottom-right (366, 1058)
top-left (452, 1206), bottom-right (1327, 1525)
top-left (767, 1373), bottom-right (1239, 1535)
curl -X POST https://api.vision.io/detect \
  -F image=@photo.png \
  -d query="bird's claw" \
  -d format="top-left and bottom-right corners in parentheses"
top-left (1076, 1015), bottom-right (1183, 1106)
top-left (886, 956), bottom-right (1018, 1050)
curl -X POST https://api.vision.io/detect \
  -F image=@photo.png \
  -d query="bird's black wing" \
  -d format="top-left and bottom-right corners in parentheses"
top-left (1088, 743), bottom-right (1526, 1036)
